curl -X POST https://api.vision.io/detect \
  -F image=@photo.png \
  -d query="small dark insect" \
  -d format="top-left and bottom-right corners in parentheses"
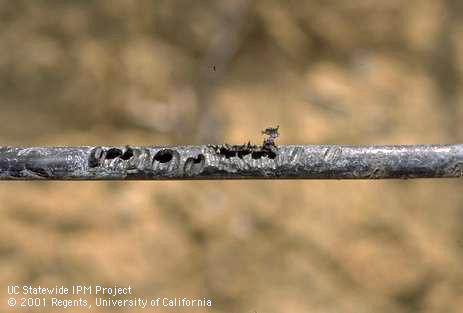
top-left (212, 65), bottom-right (216, 71)
top-left (262, 125), bottom-right (279, 147)
top-left (262, 125), bottom-right (279, 139)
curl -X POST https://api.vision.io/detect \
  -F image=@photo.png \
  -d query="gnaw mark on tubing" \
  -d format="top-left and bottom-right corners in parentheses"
top-left (153, 149), bottom-right (174, 163)
top-left (184, 154), bottom-right (205, 176)
top-left (88, 147), bottom-right (135, 168)
top-left (212, 143), bottom-right (277, 160)
top-left (212, 126), bottom-right (280, 160)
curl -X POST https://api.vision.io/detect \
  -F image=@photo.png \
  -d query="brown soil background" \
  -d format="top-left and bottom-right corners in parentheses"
top-left (0, 1), bottom-right (463, 312)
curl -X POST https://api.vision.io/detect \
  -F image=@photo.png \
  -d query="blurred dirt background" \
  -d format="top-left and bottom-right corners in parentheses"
top-left (1, 1), bottom-right (463, 312)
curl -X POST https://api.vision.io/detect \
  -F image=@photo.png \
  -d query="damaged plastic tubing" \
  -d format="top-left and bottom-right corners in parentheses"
top-left (0, 144), bottom-right (462, 180)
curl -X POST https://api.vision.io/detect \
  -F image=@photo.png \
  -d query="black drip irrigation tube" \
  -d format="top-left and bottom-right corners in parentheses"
top-left (0, 128), bottom-right (462, 180)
